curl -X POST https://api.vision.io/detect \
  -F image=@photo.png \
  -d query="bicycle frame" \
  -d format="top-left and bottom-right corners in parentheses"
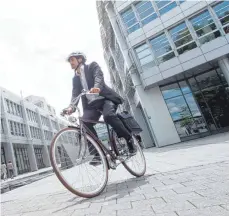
top-left (63, 90), bottom-right (118, 165)
top-left (73, 118), bottom-right (117, 162)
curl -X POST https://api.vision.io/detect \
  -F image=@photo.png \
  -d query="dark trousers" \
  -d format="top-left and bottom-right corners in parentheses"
top-left (82, 100), bottom-right (131, 155)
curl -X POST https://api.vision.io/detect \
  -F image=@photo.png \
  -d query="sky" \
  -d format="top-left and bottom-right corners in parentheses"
top-left (0, 0), bottom-right (109, 115)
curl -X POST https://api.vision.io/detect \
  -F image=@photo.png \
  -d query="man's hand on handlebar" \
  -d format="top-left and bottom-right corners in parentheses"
top-left (89, 88), bottom-right (100, 94)
top-left (61, 107), bottom-right (73, 116)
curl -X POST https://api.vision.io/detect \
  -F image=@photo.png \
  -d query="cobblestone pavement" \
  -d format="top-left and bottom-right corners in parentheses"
top-left (1, 139), bottom-right (229, 216)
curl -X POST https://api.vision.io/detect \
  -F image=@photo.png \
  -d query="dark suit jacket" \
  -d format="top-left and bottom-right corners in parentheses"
top-left (70, 62), bottom-right (124, 110)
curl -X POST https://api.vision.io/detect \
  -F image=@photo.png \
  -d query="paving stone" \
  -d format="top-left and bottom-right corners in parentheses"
top-left (101, 202), bottom-right (131, 212)
top-left (144, 189), bottom-right (177, 199)
top-left (152, 200), bottom-right (196, 214)
top-left (154, 183), bottom-right (186, 192)
top-left (117, 194), bottom-right (145, 204)
top-left (221, 204), bottom-right (229, 211)
top-left (163, 192), bottom-right (203, 203)
top-left (176, 205), bottom-right (229, 216)
top-left (132, 197), bottom-right (166, 209)
top-left (86, 213), bottom-right (116, 216)
top-left (188, 197), bottom-right (229, 208)
top-left (117, 209), bottom-right (156, 216)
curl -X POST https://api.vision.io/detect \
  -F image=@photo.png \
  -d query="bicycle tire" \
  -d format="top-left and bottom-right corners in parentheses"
top-left (111, 130), bottom-right (146, 177)
top-left (50, 127), bottom-right (109, 198)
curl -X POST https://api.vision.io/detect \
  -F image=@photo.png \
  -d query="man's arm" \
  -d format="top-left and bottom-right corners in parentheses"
top-left (89, 62), bottom-right (105, 91)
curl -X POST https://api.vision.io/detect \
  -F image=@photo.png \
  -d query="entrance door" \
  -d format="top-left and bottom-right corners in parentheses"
top-left (188, 68), bottom-right (229, 133)
top-left (14, 146), bottom-right (31, 174)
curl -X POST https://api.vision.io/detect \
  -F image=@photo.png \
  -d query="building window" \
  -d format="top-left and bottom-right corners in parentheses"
top-left (161, 81), bottom-right (208, 138)
top-left (121, 7), bottom-right (140, 33)
top-left (51, 120), bottom-right (58, 130)
top-left (41, 116), bottom-right (49, 126)
top-left (44, 130), bottom-right (53, 140)
top-left (155, 0), bottom-right (177, 16)
top-left (8, 120), bottom-right (26, 137)
top-left (34, 147), bottom-right (45, 169)
top-left (169, 22), bottom-right (197, 55)
top-left (14, 147), bottom-right (30, 174)
top-left (30, 126), bottom-right (42, 139)
top-left (5, 99), bottom-right (10, 113)
top-left (1, 119), bottom-right (4, 134)
top-left (135, 1), bottom-right (157, 26)
top-left (1, 147), bottom-right (6, 164)
top-left (150, 33), bottom-right (175, 64)
top-left (190, 10), bottom-right (221, 45)
top-left (135, 43), bottom-right (155, 69)
top-left (213, 1), bottom-right (229, 34)
top-left (26, 109), bottom-right (38, 123)
top-left (5, 99), bottom-right (23, 117)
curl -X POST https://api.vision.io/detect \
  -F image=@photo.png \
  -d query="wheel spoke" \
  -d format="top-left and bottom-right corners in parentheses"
top-left (50, 128), bottom-right (108, 198)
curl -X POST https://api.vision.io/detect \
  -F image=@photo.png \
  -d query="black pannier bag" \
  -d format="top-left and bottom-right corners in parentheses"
top-left (117, 111), bottom-right (143, 134)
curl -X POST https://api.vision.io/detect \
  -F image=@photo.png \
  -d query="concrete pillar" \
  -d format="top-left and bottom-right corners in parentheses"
top-left (218, 57), bottom-right (229, 85)
top-left (27, 144), bottom-right (38, 171)
top-left (5, 142), bottom-right (18, 176)
top-left (131, 105), bottom-right (155, 148)
top-left (42, 145), bottom-right (51, 167)
top-left (36, 108), bottom-right (51, 167)
top-left (21, 100), bottom-right (38, 171)
top-left (1, 94), bottom-right (18, 176)
top-left (135, 86), bottom-right (181, 147)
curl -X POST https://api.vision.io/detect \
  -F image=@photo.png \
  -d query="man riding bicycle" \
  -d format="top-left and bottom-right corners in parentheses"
top-left (63, 52), bottom-right (137, 165)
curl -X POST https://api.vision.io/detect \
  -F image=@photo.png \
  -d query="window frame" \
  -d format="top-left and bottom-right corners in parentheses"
top-left (189, 9), bottom-right (221, 45)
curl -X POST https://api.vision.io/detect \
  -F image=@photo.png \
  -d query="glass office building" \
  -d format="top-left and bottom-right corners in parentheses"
top-left (97, 1), bottom-right (229, 147)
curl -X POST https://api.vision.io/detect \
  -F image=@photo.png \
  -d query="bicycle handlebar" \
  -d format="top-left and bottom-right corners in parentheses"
top-left (61, 90), bottom-right (99, 117)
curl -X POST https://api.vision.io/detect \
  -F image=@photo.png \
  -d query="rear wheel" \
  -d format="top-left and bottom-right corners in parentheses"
top-left (111, 130), bottom-right (146, 177)
top-left (50, 127), bottom-right (109, 198)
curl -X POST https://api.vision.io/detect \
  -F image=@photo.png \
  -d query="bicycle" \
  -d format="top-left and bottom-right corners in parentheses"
top-left (50, 90), bottom-right (146, 198)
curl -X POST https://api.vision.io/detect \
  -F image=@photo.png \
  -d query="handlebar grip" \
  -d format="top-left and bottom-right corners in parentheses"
top-left (61, 109), bottom-right (68, 116)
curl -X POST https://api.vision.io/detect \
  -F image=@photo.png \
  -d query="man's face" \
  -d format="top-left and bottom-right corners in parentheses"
top-left (69, 57), bottom-right (82, 70)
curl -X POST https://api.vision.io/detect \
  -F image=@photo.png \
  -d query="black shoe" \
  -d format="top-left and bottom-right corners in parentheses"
top-left (127, 138), bottom-right (137, 156)
top-left (89, 154), bottom-right (102, 166)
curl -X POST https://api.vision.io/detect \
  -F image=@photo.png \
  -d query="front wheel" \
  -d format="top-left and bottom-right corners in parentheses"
top-left (50, 127), bottom-right (109, 198)
top-left (111, 130), bottom-right (146, 177)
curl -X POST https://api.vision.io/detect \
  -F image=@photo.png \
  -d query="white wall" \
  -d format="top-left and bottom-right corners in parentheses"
top-left (136, 85), bottom-right (180, 147)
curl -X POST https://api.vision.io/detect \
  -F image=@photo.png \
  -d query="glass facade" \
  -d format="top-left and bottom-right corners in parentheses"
top-left (150, 33), bottom-right (175, 64)
top-left (213, 1), bottom-right (229, 34)
top-left (121, 8), bottom-right (140, 33)
top-left (161, 67), bottom-right (229, 139)
top-left (155, 0), bottom-right (177, 16)
top-left (135, 1), bottom-right (157, 26)
top-left (169, 22), bottom-right (197, 55)
top-left (44, 130), bottom-right (53, 140)
top-left (34, 147), bottom-right (45, 169)
top-left (30, 126), bottom-right (42, 139)
top-left (51, 120), bottom-right (58, 130)
top-left (9, 120), bottom-right (26, 137)
top-left (27, 109), bottom-right (38, 123)
top-left (41, 116), bottom-right (49, 126)
top-left (1, 147), bottom-right (6, 164)
top-left (120, 1), bottom-right (184, 34)
top-left (135, 43), bottom-right (155, 68)
top-left (14, 146), bottom-right (30, 174)
top-left (133, 1), bottom-right (229, 68)
top-left (190, 10), bottom-right (221, 45)
top-left (5, 99), bottom-right (23, 117)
